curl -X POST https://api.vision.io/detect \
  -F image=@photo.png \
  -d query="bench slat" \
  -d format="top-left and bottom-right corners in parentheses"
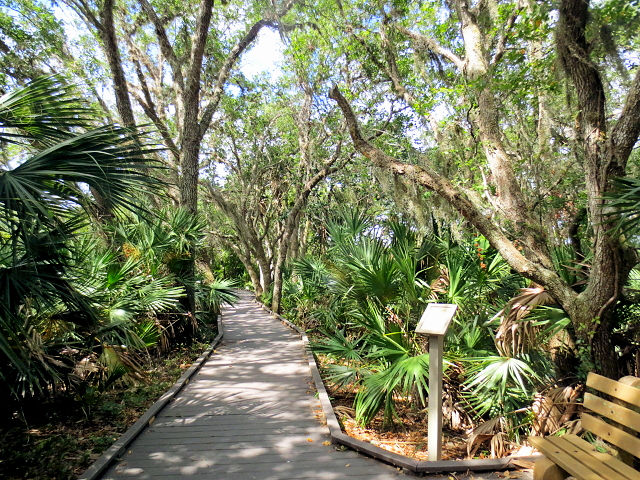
top-left (563, 434), bottom-right (640, 480)
top-left (529, 436), bottom-right (606, 480)
top-left (545, 435), bottom-right (629, 480)
top-left (582, 413), bottom-right (640, 458)
top-left (587, 373), bottom-right (640, 408)
top-left (584, 392), bottom-right (640, 432)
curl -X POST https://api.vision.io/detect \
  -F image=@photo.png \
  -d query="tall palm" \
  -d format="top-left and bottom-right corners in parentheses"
top-left (0, 76), bottom-right (162, 399)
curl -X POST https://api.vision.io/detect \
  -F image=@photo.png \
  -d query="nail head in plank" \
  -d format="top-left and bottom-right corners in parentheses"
top-left (587, 373), bottom-right (640, 408)
top-left (581, 413), bottom-right (640, 458)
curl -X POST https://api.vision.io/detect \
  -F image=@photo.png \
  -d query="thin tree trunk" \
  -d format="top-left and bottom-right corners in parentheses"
top-left (100, 0), bottom-right (136, 128)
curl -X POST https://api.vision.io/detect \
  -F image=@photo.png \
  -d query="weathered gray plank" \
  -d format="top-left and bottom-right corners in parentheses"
top-left (100, 291), bottom-right (410, 479)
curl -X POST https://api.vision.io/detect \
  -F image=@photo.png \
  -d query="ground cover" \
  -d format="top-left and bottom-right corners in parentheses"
top-left (0, 338), bottom-right (214, 480)
top-left (317, 353), bottom-right (535, 464)
top-left (329, 388), bottom-right (469, 461)
top-left (318, 357), bottom-right (472, 461)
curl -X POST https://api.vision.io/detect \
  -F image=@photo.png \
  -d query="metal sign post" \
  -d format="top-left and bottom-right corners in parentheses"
top-left (415, 303), bottom-right (457, 461)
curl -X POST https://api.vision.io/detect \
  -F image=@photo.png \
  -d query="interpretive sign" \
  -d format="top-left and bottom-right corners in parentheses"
top-left (415, 303), bottom-right (457, 335)
top-left (415, 302), bottom-right (458, 462)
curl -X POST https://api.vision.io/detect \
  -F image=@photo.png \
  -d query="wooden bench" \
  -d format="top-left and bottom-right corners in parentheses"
top-left (529, 373), bottom-right (640, 480)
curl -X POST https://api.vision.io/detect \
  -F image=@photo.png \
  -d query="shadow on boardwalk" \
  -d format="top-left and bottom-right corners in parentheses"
top-left (102, 291), bottom-right (531, 480)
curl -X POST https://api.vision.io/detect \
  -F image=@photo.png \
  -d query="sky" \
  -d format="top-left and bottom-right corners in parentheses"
top-left (50, 4), bottom-right (284, 82)
top-left (240, 28), bottom-right (285, 80)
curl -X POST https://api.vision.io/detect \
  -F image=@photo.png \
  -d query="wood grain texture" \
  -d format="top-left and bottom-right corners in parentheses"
top-left (100, 292), bottom-right (532, 480)
top-left (587, 373), bottom-right (640, 408)
top-left (101, 292), bottom-right (408, 479)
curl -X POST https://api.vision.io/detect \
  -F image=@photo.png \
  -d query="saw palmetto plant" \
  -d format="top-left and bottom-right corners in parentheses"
top-left (0, 76), bottom-right (164, 400)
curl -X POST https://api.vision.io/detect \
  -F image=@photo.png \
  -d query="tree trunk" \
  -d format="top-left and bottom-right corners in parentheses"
top-left (270, 161), bottom-right (342, 313)
top-left (271, 222), bottom-right (297, 313)
top-left (100, 0), bottom-right (136, 128)
top-left (246, 264), bottom-right (262, 297)
top-left (257, 256), bottom-right (272, 296)
top-left (591, 312), bottom-right (619, 378)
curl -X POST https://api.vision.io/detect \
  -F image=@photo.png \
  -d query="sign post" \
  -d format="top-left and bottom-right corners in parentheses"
top-left (415, 303), bottom-right (457, 461)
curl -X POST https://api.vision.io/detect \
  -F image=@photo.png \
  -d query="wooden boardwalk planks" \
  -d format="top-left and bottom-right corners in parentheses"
top-left (101, 292), bottom-right (531, 480)
top-left (101, 291), bottom-right (407, 479)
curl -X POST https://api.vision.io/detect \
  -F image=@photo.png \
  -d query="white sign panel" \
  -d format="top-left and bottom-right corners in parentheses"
top-left (415, 303), bottom-right (457, 335)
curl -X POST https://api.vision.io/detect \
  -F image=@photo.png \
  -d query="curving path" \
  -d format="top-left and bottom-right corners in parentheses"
top-left (102, 291), bottom-right (409, 479)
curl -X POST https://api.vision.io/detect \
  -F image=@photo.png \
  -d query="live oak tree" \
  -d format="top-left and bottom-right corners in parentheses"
top-left (323, 0), bottom-right (640, 376)
top-left (66, 0), bottom-right (299, 210)
top-left (204, 78), bottom-right (348, 311)
top-left (0, 0), bottom-right (66, 89)
top-left (64, 0), bottom-right (299, 327)
top-left (10, 0), bottom-right (640, 374)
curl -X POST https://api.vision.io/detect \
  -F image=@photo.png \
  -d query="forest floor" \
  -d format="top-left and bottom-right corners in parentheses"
top-left (319, 356), bottom-right (526, 464)
top-left (328, 388), bottom-right (470, 461)
top-left (0, 335), bottom-right (215, 480)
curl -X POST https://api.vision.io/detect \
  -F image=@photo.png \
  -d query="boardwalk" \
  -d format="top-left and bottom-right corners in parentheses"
top-left (103, 291), bottom-right (409, 479)
top-left (102, 292), bottom-right (531, 480)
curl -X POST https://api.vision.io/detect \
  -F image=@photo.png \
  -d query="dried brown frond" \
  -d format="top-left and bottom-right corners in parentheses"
top-left (430, 266), bottom-right (449, 299)
top-left (334, 405), bottom-right (356, 419)
top-left (530, 383), bottom-right (583, 436)
top-left (467, 416), bottom-right (514, 458)
top-left (443, 363), bottom-right (473, 432)
top-left (494, 284), bottom-right (555, 356)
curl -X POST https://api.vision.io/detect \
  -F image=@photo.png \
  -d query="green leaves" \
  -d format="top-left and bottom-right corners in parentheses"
top-left (606, 177), bottom-right (640, 237)
top-left (0, 75), bottom-right (92, 145)
top-left (0, 76), bottom-right (168, 400)
top-left (354, 353), bottom-right (430, 425)
top-left (201, 279), bottom-right (239, 315)
top-left (463, 354), bottom-right (543, 418)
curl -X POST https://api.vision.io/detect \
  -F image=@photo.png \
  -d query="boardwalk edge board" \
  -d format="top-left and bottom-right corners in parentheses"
top-left (77, 314), bottom-right (225, 480)
top-left (256, 298), bottom-right (539, 474)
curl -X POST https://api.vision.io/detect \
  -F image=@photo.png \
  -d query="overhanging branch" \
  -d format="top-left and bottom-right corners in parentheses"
top-left (329, 84), bottom-right (576, 307)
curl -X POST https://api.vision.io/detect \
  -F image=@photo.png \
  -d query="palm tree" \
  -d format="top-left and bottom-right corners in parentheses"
top-left (0, 76), bottom-right (162, 400)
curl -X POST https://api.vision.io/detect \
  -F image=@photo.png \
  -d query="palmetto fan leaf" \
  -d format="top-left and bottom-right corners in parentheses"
top-left (0, 126), bottom-right (163, 222)
top-left (463, 355), bottom-right (542, 417)
top-left (606, 177), bottom-right (640, 236)
top-left (0, 77), bottom-right (164, 399)
top-left (203, 279), bottom-right (238, 314)
top-left (492, 285), bottom-right (555, 357)
top-left (354, 353), bottom-right (430, 425)
top-left (0, 75), bottom-right (93, 145)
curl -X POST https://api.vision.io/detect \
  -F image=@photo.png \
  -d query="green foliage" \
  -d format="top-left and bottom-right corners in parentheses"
top-left (463, 354), bottom-right (544, 418)
top-left (283, 210), bottom-right (560, 440)
top-left (606, 177), bottom-right (640, 238)
top-left (354, 353), bottom-right (430, 425)
top-left (0, 1), bottom-right (65, 87)
top-left (200, 279), bottom-right (239, 315)
top-left (0, 77), bottom-right (234, 407)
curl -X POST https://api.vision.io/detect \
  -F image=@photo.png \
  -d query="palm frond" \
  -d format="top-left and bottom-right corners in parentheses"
top-left (0, 75), bottom-right (93, 145)
top-left (606, 177), bottom-right (640, 236)
top-left (0, 125), bottom-right (164, 221)
top-left (354, 353), bottom-right (430, 425)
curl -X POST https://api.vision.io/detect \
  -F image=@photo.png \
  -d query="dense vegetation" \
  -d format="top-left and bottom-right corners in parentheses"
top-left (2, 0), bottom-right (640, 472)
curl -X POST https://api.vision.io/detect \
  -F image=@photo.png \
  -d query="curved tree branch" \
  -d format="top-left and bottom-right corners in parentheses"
top-left (329, 84), bottom-right (577, 308)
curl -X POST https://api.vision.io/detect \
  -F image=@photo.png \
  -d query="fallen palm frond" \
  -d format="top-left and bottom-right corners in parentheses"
top-left (467, 416), bottom-right (514, 458)
top-left (530, 383), bottom-right (583, 436)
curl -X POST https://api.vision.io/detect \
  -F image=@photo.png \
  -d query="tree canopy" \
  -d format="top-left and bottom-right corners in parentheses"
top-left (2, 0), bottom-right (640, 471)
